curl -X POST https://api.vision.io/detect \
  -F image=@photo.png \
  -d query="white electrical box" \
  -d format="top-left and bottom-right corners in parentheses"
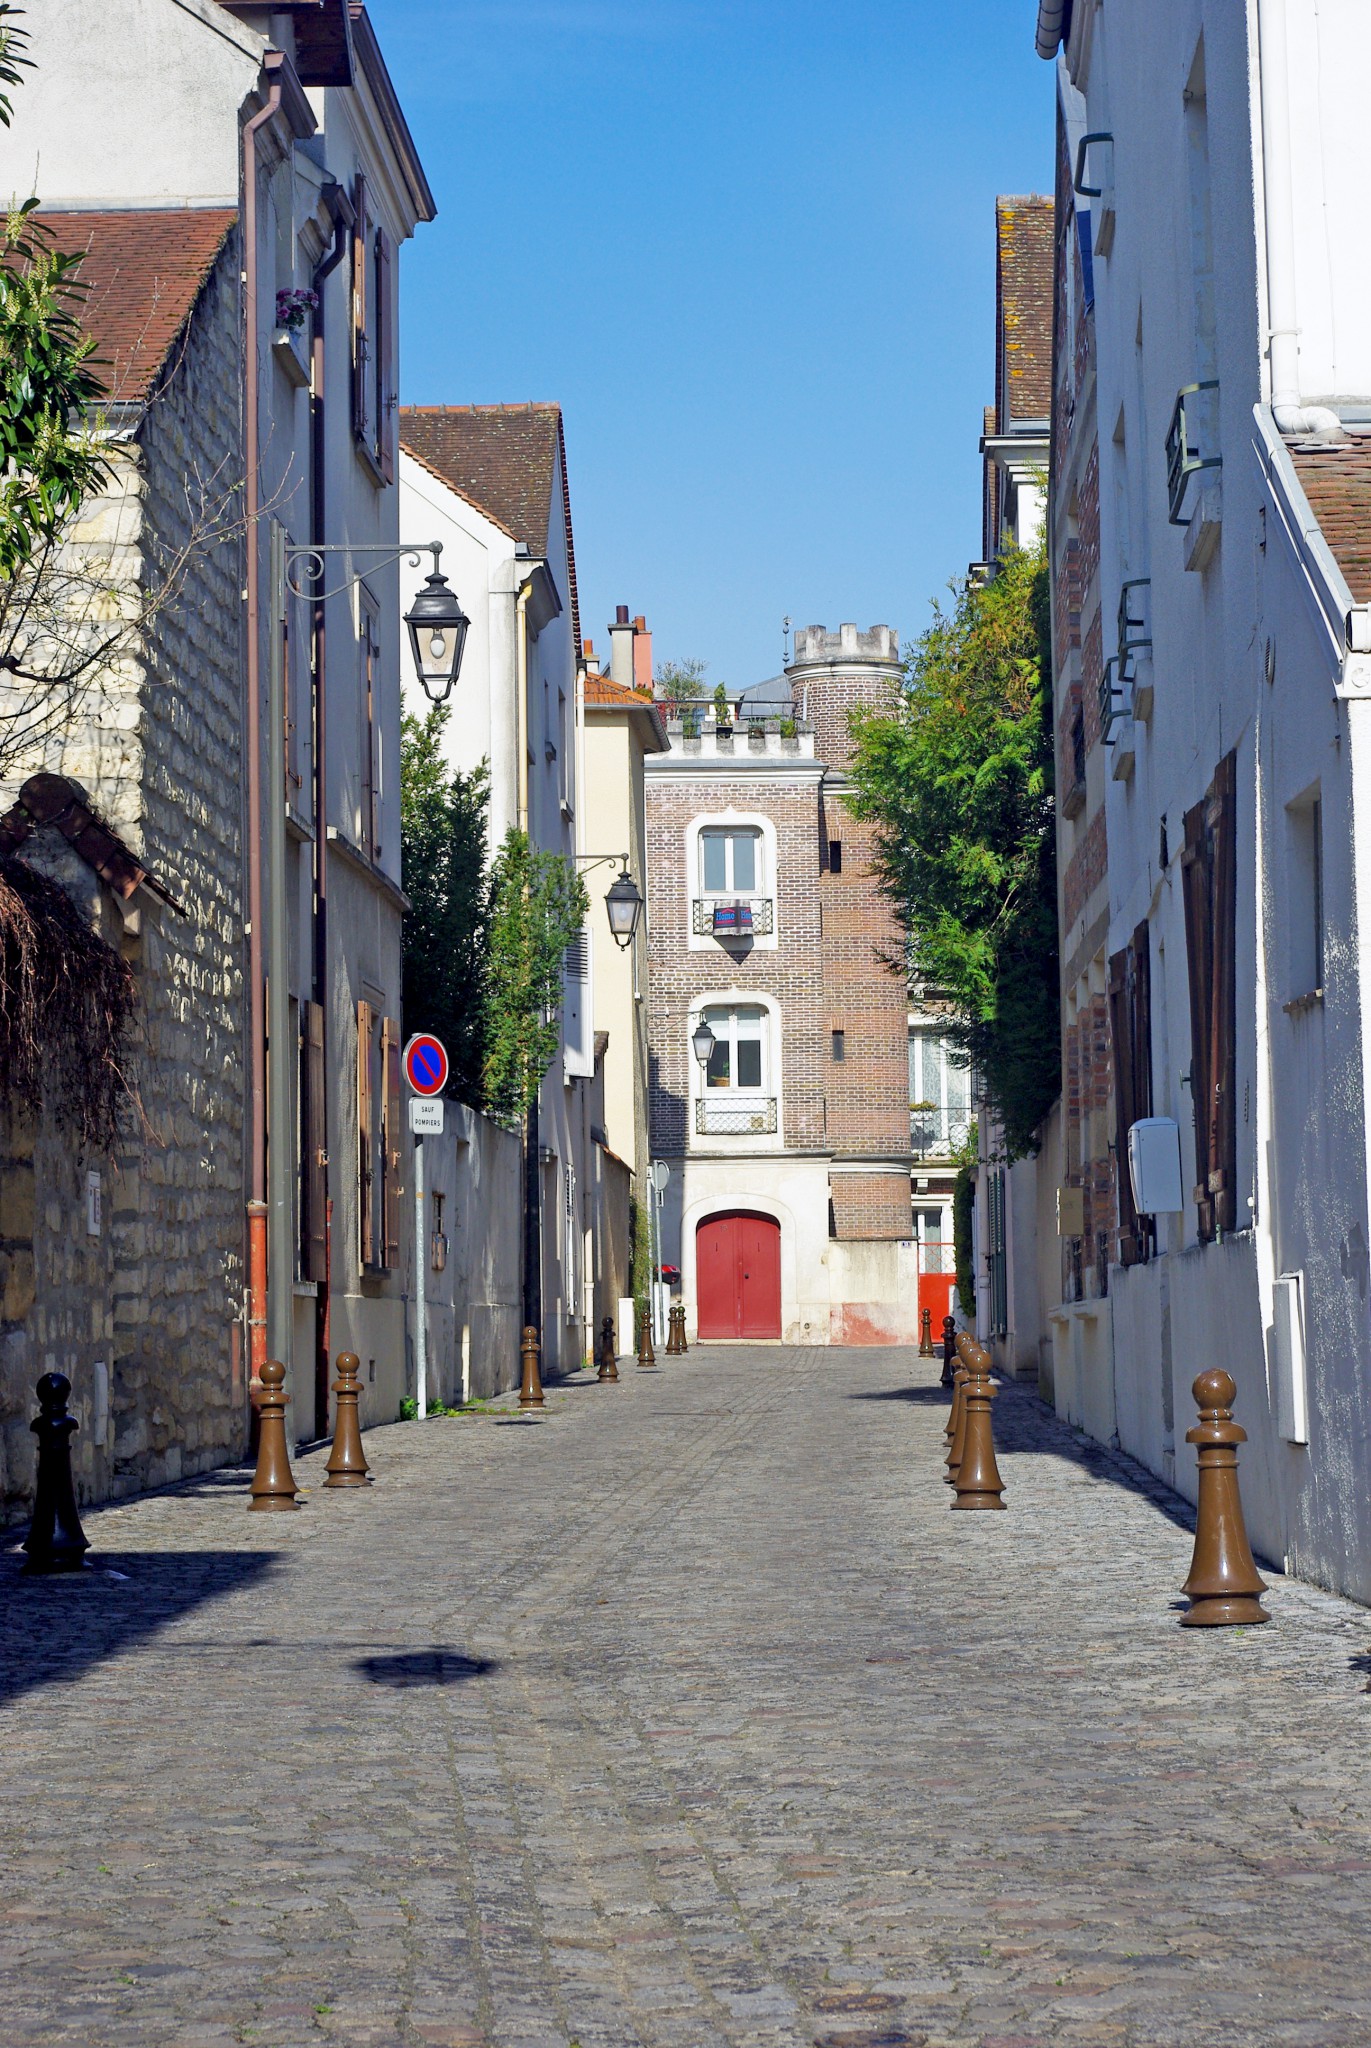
top-left (1127, 1117), bottom-right (1184, 1214)
top-left (1273, 1271), bottom-right (1309, 1444)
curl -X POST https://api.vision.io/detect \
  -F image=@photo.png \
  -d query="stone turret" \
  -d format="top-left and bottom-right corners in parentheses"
top-left (785, 623), bottom-right (901, 770)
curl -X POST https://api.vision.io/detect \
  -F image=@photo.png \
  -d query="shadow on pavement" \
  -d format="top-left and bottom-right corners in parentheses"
top-left (354, 1649), bottom-right (497, 1687)
top-left (0, 1548), bottom-right (277, 1708)
top-left (848, 1386), bottom-right (953, 1406)
top-left (854, 1376), bottom-right (1198, 1534)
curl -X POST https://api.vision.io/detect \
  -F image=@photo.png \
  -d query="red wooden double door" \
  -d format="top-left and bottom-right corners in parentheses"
top-left (696, 1211), bottom-right (781, 1340)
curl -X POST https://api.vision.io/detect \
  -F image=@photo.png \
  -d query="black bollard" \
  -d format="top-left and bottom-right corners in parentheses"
top-left (23, 1373), bottom-right (90, 1573)
top-left (940, 1313), bottom-right (957, 1389)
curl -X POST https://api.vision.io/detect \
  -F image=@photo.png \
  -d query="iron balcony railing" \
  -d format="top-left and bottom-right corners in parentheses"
top-left (1165, 380), bottom-right (1220, 524)
top-left (695, 1097), bottom-right (778, 1137)
top-left (692, 896), bottom-right (774, 938)
top-left (1098, 654), bottom-right (1127, 745)
top-left (909, 1104), bottom-right (975, 1159)
top-left (1118, 576), bottom-right (1151, 661)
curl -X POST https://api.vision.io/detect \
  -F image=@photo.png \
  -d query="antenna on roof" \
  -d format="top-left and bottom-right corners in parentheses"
top-left (782, 615), bottom-right (792, 665)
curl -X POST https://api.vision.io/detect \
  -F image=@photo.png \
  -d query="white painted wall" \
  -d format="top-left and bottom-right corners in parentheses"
top-left (1055, 0), bottom-right (1371, 1599)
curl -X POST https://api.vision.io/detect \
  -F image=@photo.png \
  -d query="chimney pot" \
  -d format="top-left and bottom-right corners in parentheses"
top-left (615, 604), bottom-right (630, 625)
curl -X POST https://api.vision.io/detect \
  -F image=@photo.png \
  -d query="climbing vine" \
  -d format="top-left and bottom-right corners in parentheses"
top-left (0, 853), bottom-right (137, 1152)
top-left (481, 830), bottom-right (588, 1127)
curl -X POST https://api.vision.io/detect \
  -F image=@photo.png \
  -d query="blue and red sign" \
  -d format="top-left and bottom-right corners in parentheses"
top-left (403, 1033), bottom-right (449, 1097)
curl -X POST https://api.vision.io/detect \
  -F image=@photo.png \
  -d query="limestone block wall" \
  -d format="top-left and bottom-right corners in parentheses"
top-left (0, 232), bottom-right (249, 1525)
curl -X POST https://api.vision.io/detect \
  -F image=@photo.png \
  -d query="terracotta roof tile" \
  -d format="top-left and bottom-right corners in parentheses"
top-left (399, 405), bottom-right (562, 552)
top-left (583, 671), bottom-right (668, 749)
top-left (40, 209), bottom-right (237, 406)
top-left (995, 195), bottom-right (1054, 428)
top-left (1291, 444), bottom-right (1371, 603)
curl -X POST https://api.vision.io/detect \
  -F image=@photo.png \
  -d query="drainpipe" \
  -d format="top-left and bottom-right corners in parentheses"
top-left (242, 63), bottom-right (284, 1400)
top-left (308, 185), bottom-right (353, 1431)
top-left (1257, 0), bottom-right (1343, 438)
top-left (516, 578), bottom-right (532, 835)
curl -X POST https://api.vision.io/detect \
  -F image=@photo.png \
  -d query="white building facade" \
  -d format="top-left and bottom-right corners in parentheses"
top-left (1036, 0), bottom-right (1371, 1600)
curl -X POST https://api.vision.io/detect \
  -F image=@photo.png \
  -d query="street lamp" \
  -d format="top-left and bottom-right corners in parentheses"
top-left (604, 868), bottom-right (643, 949)
top-left (691, 1019), bottom-right (716, 1071)
top-left (403, 546), bottom-right (470, 703)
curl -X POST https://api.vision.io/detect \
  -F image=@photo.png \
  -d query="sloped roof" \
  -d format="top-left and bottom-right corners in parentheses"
top-left (1292, 444), bottom-right (1371, 602)
top-left (995, 195), bottom-right (1054, 428)
top-left (583, 671), bottom-right (668, 749)
top-left (40, 209), bottom-right (237, 406)
top-left (399, 405), bottom-right (563, 552)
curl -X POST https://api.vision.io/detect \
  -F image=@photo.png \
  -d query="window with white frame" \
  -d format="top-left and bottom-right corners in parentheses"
top-left (700, 825), bottom-right (762, 895)
top-left (908, 1026), bottom-right (972, 1158)
top-left (702, 1004), bottom-right (767, 1091)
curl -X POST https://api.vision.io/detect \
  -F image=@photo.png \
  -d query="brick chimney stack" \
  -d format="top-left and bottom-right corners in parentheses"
top-left (632, 614), bottom-right (653, 693)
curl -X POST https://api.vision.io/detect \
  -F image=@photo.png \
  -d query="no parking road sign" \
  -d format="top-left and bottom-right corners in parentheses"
top-left (403, 1033), bottom-right (449, 1097)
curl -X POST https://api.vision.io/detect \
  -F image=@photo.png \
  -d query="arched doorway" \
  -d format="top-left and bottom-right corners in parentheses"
top-left (696, 1211), bottom-right (781, 1339)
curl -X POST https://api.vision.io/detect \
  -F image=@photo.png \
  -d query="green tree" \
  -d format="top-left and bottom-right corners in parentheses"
top-left (848, 541), bottom-right (1059, 1160)
top-left (399, 704), bottom-right (491, 1106)
top-left (655, 656), bottom-right (708, 700)
top-left (482, 832), bottom-right (589, 1126)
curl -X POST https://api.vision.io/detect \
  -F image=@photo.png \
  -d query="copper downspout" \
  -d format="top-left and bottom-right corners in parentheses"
top-left (309, 190), bottom-right (352, 1432)
top-left (242, 66), bottom-right (283, 1402)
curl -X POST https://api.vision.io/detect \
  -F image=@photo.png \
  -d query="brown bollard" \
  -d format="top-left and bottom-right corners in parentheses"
top-left (940, 1314), bottom-right (957, 1389)
top-left (597, 1315), bottom-right (619, 1382)
top-left (666, 1303), bottom-right (686, 1355)
top-left (249, 1359), bottom-right (300, 1511)
top-left (678, 1304), bottom-right (689, 1354)
top-left (23, 1373), bottom-right (91, 1572)
top-left (952, 1344), bottom-right (1007, 1510)
top-left (324, 1352), bottom-right (371, 1487)
top-left (519, 1325), bottom-right (545, 1410)
top-left (945, 1334), bottom-right (973, 1482)
top-left (1181, 1369), bottom-right (1270, 1625)
top-left (919, 1307), bottom-right (935, 1357)
top-left (637, 1305), bottom-right (655, 1369)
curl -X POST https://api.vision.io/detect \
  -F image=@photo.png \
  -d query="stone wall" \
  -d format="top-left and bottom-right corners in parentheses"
top-left (0, 231), bottom-right (248, 1526)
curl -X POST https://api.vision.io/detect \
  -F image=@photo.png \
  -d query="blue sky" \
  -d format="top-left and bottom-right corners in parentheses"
top-left (368, 0), bottom-right (1054, 688)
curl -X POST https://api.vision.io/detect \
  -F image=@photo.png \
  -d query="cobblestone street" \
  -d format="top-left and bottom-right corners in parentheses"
top-left (6, 1345), bottom-right (1371, 2048)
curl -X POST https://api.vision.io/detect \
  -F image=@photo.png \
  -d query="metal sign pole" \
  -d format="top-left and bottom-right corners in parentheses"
top-left (415, 1132), bottom-right (426, 1420)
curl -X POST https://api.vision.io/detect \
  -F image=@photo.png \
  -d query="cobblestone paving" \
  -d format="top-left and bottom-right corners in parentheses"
top-left (5, 1345), bottom-right (1371, 2048)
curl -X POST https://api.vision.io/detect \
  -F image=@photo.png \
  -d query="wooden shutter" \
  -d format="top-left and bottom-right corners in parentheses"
top-left (375, 227), bottom-right (395, 482)
top-left (382, 1014), bottom-right (402, 1270)
top-left (302, 1000), bottom-right (328, 1283)
top-left (1108, 920), bottom-right (1152, 1267)
top-left (357, 998), bottom-right (374, 1269)
top-left (1180, 753), bottom-right (1237, 1241)
top-left (1209, 753), bottom-right (1238, 1234)
top-left (351, 174), bottom-right (372, 451)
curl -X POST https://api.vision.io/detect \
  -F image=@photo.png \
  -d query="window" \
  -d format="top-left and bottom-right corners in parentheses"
top-left (1108, 921), bottom-right (1153, 1265)
top-left (358, 590), bottom-right (383, 857)
top-left (702, 1005), bottom-right (766, 1092)
top-left (828, 839), bottom-right (843, 873)
top-left (831, 1028), bottom-right (845, 1062)
top-left (300, 1000), bottom-right (327, 1283)
top-left (351, 174), bottom-right (396, 483)
top-left (357, 1001), bottom-right (401, 1271)
top-left (1181, 752), bottom-right (1237, 1241)
top-left (700, 826), bottom-right (761, 894)
top-left (1287, 790), bottom-right (1324, 998)
top-left (908, 1027), bottom-right (972, 1156)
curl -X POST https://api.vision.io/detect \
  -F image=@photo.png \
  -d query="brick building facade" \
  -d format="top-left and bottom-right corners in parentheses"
top-left (646, 625), bottom-right (915, 1346)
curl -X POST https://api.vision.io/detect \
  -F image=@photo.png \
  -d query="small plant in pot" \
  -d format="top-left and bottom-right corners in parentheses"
top-left (779, 716), bottom-right (797, 740)
top-left (713, 682), bottom-right (732, 733)
top-left (276, 286), bottom-right (318, 331)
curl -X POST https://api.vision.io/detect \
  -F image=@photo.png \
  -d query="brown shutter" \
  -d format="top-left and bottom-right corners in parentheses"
top-left (1107, 943), bottom-right (1139, 1264)
top-left (301, 1000), bottom-right (328, 1284)
top-left (1180, 793), bottom-right (1215, 1239)
top-left (1210, 753), bottom-right (1238, 1233)
top-left (382, 1015), bottom-right (402, 1269)
top-left (376, 227), bottom-right (395, 482)
top-left (351, 174), bottom-right (372, 450)
top-left (357, 998), bottom-right (374, 1269)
